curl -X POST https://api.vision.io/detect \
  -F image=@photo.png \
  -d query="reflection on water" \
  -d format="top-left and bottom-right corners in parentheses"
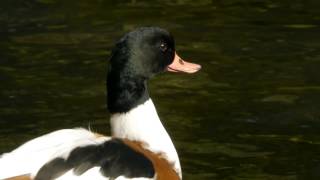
top-left (1, 0), bottom-right (320, 179)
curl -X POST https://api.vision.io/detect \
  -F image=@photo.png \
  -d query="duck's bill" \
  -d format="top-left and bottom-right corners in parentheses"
top-left (167, 53), bottom-right (201, 73)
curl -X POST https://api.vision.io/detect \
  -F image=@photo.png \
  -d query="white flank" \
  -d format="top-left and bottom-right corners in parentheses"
top-left (0, 128), bottom-right (110, 179)
top-left (56, 167), bottom-right (154, 180)
top-left (55, 167), bottom-right (106, 180)
top-left (110, 99), bottom-right (182, 178)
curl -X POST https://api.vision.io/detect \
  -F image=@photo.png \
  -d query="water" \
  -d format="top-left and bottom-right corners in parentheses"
top-left (1, 0), bottom-right (320, 179)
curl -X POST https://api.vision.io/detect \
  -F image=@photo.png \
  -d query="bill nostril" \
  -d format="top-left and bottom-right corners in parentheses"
top-left (179, 58), bottom-right (184, 65)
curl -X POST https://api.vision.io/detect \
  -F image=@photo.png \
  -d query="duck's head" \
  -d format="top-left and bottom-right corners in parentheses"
top-left (108, 27), bottom-right (201, 79)
top-left (107, 27), bottom-right (201, 113)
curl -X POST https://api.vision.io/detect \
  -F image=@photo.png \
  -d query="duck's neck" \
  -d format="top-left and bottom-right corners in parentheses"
top-left (110, 99), bottom-right (181, 178)
top-left (107, 75), bottom-right (181, 178)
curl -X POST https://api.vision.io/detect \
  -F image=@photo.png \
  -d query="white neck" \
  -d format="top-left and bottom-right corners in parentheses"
top-left (110, 99), bottom-right (182, 178)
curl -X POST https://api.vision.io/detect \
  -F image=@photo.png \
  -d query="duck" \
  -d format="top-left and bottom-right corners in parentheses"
top-left (0, 27), bottom-right (201, 180)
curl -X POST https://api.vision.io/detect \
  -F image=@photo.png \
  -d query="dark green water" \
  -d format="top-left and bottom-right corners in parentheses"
top-left (1, 0), bottom-right (320, 179)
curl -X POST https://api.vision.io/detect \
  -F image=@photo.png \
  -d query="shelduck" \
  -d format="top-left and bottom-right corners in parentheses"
top-left (0, 27), bottom-right (201, 180)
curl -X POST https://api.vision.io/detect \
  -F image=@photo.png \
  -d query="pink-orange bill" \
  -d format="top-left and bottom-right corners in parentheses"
top-left (167, 53), bottom-right (201, 73)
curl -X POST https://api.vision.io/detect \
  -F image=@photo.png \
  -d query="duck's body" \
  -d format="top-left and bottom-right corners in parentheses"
top-left (1, 100), bottom-right (179, 180)
top-left (0, 27), bottom-right (201, 180)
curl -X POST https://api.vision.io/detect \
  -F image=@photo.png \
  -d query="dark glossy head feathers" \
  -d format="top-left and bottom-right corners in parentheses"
top-left (107, 27), bottom-right (175, 113)
top-left (108, 27), bottom-right (175, 79)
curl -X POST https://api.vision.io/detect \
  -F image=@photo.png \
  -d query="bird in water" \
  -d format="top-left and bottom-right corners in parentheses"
top-left (0, 27), bottom-right (201, 180)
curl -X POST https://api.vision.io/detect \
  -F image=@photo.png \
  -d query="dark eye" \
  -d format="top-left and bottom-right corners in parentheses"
top-left (159, 42), bottom-right (168, 52)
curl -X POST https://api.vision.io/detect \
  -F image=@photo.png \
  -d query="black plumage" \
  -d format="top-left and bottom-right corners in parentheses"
top-left (35, 139), bottom-right (155, 180)
top-left (107, 27), bottom-right (175, 113)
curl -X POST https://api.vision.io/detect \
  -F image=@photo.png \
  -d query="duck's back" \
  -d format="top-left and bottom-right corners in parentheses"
top-left (0, 129), bottom-right (179, 180)
top-left (0, 129), bottom-right (108, 179)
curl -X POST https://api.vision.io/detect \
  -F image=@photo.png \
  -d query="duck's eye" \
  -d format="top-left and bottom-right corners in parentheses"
top-left (159, 42), bottom-right (168, 52)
